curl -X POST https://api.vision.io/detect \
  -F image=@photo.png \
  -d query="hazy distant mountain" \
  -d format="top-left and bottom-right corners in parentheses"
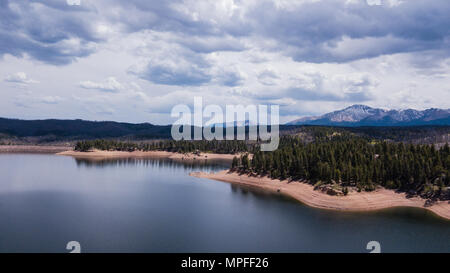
top-left (208, 120), bottom-right (256, 128)
top-left (287, 105), bottom-right (450, 126)
top-left (0, 118), bottom-right (172, 139)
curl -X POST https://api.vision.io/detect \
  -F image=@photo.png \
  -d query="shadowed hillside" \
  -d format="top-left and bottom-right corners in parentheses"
top-left (0, 118), bottom-right (172, 140)
top-left (0, 117), bottom-right (449, 146)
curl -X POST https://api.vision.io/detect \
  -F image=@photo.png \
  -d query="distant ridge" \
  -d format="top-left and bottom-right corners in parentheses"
top-left (0, 118), bottom-right (172, 139)
top-left (287, 105), bottom-right (450, 126)
top-left (1, 109), bottom-right (450, 142)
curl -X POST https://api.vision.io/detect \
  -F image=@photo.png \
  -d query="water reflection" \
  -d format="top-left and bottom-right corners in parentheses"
top-left (0, 154), bottom-right (449, 253)
top-left (230, 183), bottom-right (296, 202)
top-left (74, 157), bottom-right (230, 172)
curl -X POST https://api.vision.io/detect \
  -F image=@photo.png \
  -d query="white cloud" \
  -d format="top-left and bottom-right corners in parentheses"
top-left (0, 0), bottom-right (449, 124)
top-left (4, 72), bottom-right (39, 84)
top-left (257, 69), bottom-right (280, 86)
top-left (79, 77), bottom-right (124, 92)
top-left (40, 96), bottom-right (63, 104)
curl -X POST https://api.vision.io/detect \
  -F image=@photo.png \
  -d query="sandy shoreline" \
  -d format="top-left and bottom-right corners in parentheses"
top-left (0, 145), bottom-right (238, 161)
top-left (0, 145), bottom-right (71, 154)
top-left (5, 145), bottom-right (449, 220)
top-left (57, 149), bottom-right (238, 161)
top-left (191, 170), bottom-right (450, 220)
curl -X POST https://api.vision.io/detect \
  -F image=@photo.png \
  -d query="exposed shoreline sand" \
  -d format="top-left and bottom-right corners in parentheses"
top-left (4, 146), bottom-right (449, 220)
top-left (57, 149), bottom-right (238, 161)
top-left (0, 145), bottom-right (71, 154)
top-left (191, 170), bottom-right (450, 220)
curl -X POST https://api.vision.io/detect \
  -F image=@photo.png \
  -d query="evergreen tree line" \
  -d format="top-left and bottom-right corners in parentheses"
top-left (74, 139), bottom-right (251, 154)
top-left (232, 136), bottom-right (450, 200)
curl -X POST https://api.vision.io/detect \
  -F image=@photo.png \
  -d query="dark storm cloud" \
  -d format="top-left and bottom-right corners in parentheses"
top-left (104, 0), bottom-right (220, 36)
top-left (251, 71), bottom-right (376, 103)
top-left (176, 36), bottom-right (246, 54)
top-left (216, 69), bottom-right (244, 87)
top-left (131, 52), bottom-right (245, 87)
top-left (287, 88), bottom-right (372, 102)
top-left (108, 0), bottom-right (450, 66)
top-left (0, 0), bottom-right (244, 67)
top-left (1, 0), bottom-right (450, 70)
top-left (257, 87), bottom-right (373, 103)
top-left (137, 62), bottom-right (212, 86)
top-left (128, 47), bottom-right (214, 86)
top-left (0, 0), bottom-right (98, 65)
top-left (257, 69), bottom-right (280, 86)
top-left (0, 31), bottom-right (94, 65)
top-left (247, 0), bottom-right (450, 63)
top-left (28, 0), bottom-right (92, 12)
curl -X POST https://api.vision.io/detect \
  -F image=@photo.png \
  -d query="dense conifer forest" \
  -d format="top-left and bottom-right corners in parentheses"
top-left (233, 135), bottom-right (450, 201)
top-left (74, 139), bottom-right (251, 154)
top-left (73, 127), bottom-right (450, 201)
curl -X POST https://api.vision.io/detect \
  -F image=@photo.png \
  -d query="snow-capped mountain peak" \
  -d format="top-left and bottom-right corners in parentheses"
top-left (288, 105), bottom-right (450, 126)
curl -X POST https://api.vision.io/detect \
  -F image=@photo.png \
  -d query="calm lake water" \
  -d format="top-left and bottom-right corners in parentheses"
top-left (0, 153), bottom-right (449, 253)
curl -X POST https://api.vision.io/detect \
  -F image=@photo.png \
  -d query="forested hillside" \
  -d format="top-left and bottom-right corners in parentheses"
top-left (233, 134), bottom-right (450, 201)
top-left (0, 117), bottom-right (449, 145)
top-left (0, 118), bottom-right (172, 140)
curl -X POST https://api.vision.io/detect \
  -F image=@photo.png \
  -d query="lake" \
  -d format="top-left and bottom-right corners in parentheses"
top-left (0, 153), bottom-right (449, 253)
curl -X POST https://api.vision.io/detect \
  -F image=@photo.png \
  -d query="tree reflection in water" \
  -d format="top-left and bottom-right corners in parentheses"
top-left (74, 157), bottom-right (230, 173)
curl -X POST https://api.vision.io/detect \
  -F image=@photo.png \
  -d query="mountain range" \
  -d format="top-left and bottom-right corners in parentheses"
top-left (287, 105), bottom-right (450, 126)
top-left (0, 118), bottom-right (172, 139)
top-left (1, 105), bottom-right (449, 141)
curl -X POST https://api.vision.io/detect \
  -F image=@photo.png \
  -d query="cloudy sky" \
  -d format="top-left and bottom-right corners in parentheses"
top-left (0, 0), bottom-right (449, 124)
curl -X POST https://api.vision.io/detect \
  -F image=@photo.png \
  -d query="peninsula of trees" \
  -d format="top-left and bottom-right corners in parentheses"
top-left (72, 126), bottom-right (450, 201)
top-left (232, 135), bottom-right (450, 202)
